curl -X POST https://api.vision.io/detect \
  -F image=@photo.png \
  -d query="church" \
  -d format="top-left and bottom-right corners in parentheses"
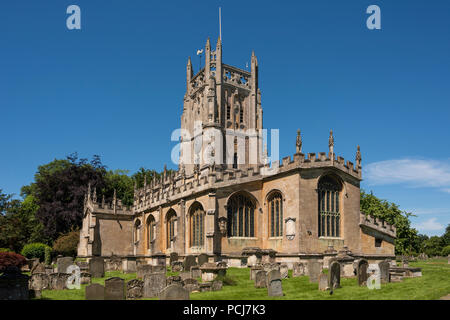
top-left (77, 37), bottom-right (396, 268)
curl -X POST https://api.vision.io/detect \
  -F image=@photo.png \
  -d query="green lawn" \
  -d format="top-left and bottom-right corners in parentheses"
top-left (37, 258), bottom-right (450, 300)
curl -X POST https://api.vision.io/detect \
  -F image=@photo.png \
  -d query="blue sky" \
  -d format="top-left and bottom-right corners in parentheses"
top-left (1, 0), bottom-right (449, 236)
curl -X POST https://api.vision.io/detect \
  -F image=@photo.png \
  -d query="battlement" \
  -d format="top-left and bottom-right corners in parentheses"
top-left (84, 188), bottom-right (133, 216)
top-left (359, 212), bottom-right (396, 238)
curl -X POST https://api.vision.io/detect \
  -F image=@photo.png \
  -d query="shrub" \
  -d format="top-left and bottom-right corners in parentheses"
top-left (52, 230), bottom-right (80, 257)
top-left (0, 252), bottom-right (27, 272)
top-left (21, 243), bottom-right (51, 262)
top-left (0, 248), bottom-right (13, 253)
top-left (44, 246), bottom-right (52, 265)
top-left (216, 274), bottom-right (237, 286)
top-left (442, 245), bottom-right (450, 257)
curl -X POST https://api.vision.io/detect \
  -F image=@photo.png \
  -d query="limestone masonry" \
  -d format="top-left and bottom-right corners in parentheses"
top-left (78, 37), bottom-right (396, 267)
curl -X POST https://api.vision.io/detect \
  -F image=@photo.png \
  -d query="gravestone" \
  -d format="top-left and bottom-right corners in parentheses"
top-left (254, 270), bottom-right (266, 288)
top-left (170, 252), bottom-right (179, 265)
top-left (308, 260), bottom-right (322, 283)
top-left (76, 261), bottom-right (89, 271)
top-left (280, 264), bottom-right (289, 279)
top-left (211, 280), bottom-right (223, 291)
top-left (378, 260), bottom-right (390, 283)
top-left (29, 259), bottom-right (40, 273)
top-left (293, 262), bottom-right (305, 277)
top-left (266, 270), bottom-right (283, 297)
top-left (126, 279), bottom-right (144, 299)
top-left (182, 278), bottom-right (200, 292)
top-left (30, 273), bottom-right (50, 291)
top-left (171, 261), bottom-right (183, 272)
top-left (122, 257), bottom-right (137, 273)
top-left (31, 263), bottom-right (46, 274)
top-left (183, 255), bottom-right (197, 271)
top-left (104, 277), bottom-right (125, 300)
top-left (80, 272), bottom-right (92, 285)
top-left (250, 266), bottom-right (264, 280)
top-left (57, 257), bottom-right (73, 273)
top-left (216, 261), bottom-right (227, 268)
top-left (105, 256), bottom-right (122, 271)
top-left (318, 273), bottom-right (328, 291)
top-left (85, 283), bottom-right (105, 300)
top-left (198, 253), bottom-right (209, 267)
top-left (152, 265), bottom-right (166, 274)
top-left (137, 264), bottom-right (153, 279)
top-left (167, 275), bottom-right (182, 286)
top-left (49, 273), bottom-right (70, 290)
top-left (328, 261), bottom-right (341, 289)
top-left (199, 282), bottom-right (212, 292)
top-left (159, 284), bottom-right (190, 300)
top-left (357, 259), bottom-right (369, 286)
top-left (143, 273), bottom-right (166, 298)
top-left (89, 257), bottom-right (105, 278)
top-left (180, 271), bottom-right (191, 281)
top-left (191, 266), bottom-right (201, 279)
top-left (0, 268), bottom-right (29, 300)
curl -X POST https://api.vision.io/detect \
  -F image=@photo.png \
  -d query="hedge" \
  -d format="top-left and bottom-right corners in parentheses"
top-left (20, 243), bottom-right (52, 262)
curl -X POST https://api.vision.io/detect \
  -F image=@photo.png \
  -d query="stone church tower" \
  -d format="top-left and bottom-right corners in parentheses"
top-left (180, 37), bottom-right (263, 175)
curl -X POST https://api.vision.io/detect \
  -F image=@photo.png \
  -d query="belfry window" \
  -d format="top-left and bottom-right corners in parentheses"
top-left (318, 175), bottom-right (341, 237)
top-left (166, 210), bottom-right (177, 248)
top-left (227, 193), bottom-right (255, 238)
top-left (268, 192), bottom-right (283, 237)
top-left (190, 203), bottom-right (205, 247)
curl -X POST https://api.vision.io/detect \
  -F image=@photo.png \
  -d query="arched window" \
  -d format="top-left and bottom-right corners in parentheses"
top-left (268, 192), bottom-right (283, 237)
top-left (190, 202), bottom-right (205, 247)
top-left (134, 219), bottom-right (141, 244)
top-left (146, 215), bottom-right (155, 248)
top-left (227, 193), bottom-right (255, 238)
top-left (166, 210), bottom-right (177, 248)
top-left (318, 175), bottom-right (342, 237)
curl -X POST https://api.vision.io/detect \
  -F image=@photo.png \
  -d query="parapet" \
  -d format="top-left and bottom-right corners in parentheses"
top-left (359, 212), bottom-right (396, 238)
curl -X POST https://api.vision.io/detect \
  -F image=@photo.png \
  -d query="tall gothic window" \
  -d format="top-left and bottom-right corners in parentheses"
top-left (268, 192), bottom-right (283, 237)
top-left (146, 215), bottom-right (155, 249)
top-left (227, 193), bottom-right (255, 238)
top-left (318, 175), bottom-right (341, 237)
top-left (190, 202), bottom-right (205, 247)
top-left (166, 210), bottom-right (177, 248)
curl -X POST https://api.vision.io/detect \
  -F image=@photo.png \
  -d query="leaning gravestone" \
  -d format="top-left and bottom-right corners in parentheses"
top-left (126, 279), bottom-right (144, 299)
top-left (379, 260), bottom-right (390, 283)
top-left (255, 270), bottom-right (266, 288)
top-left (328, 261), bottom-right (341, 289)
top-left (182, 278), bottom-right (200, 293)
top-left (137, 264), bottom-right (153, 279)
top-left (280, 264), bottom-right (289, 279)
top-left (85, 283), bottom-right (105, 300)
top-left (198, 253), bottom-right (209, 267)
top-left (318, 273), bottom-right (328, 291)
top-left (57, 257), bottom-right (73, 273)
top-left (143, 273), bottom-right (166, 298)
top-left (104, 277), bottom-right (125, 300)
top-left (191, 266), bottom-right (201, 279)
top-left (89, 257), bottom-right (105, 278)
top-left (308, 260), bottom-right (322, 283)
top-left (266, 270), bottom-right (283, 297)
top-left (183, 255), bottom-right (197, 271)
top-left (357, 259), bottom-right (369, 286)
top-left (159, 284), bottom-right (190, 300)
top-left (293, 262), bottom-right (305, 277)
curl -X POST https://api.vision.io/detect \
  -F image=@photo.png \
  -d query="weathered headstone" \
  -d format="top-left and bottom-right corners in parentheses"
top-left (318, 273), bottom-right (328, 291)
top-left (250, 266), bottom-right (263, 280)
top-left (152, 265), bottom-right (166, 274)
top-left (199, 282), bottom-right (212, 292)
top-left (170, 252), bottom-right (179, 265)
top-left (182, 278), bottom-right (200, 292)
top-left (254, 270), bottom-right (266, 288)
top-left (378, 260), bottom-right (390, 283)
top-left (198, 253), bottom-right (209, 267)
top-left (167, 275), bottom-right (182, 286)
top-left (137, 264), bottom-right (153, 279)
top-left (308, 260), bottom-right (322, 283)
top-left (356, 259), bottom-right (369, 286)
top-left (122, 257), bottom-right (137, 273)
top-left (293, 262), bottom-right (305, 277)
top-left (31, 262), bottom-right (46, 274)
top-left (143, 273), bottom-right (166, 298)
top-left (89, 257), bottom-right (105, 278)
top-left (57, 257), bottom-right (73, 273)
top-left (191, 266), bottom-right (201, 279)
top-left (180, 271), bottom-right (191, 281)
top-left (29, 259), bottom-right (40, 273)
top-left (328, 261), bottom-right (341, 289)
top-left (266, 270), bottom-right (283, 297)
top-left (85, 283), bottom-right (105, 300)
top-left (0, 268), bottom-right (29, 300)
top-left (104, 277), bottom-right (125, 300)
top-left (171, 261), bottom-right (183, 272)
top-left (80, 272), bottom-right (92, 285)
top-left (49, 273), bottom-right (70, 290)
top-left (126, 279), bottom-right (144, 299)
top-left (105, 256), bottom-right (122, 271)
top-left (159, 284), bottom-right (190, 300)
top-left (211, 280), bottom-right (223, 291)
top-left (183, 255), bottom-right (197, 271)
top-left (30, 273), bottom-right (50, 291)
top-left (76, 261), bottom-right (89, 271)
top-left (280, 264), bottom-right (289, 279)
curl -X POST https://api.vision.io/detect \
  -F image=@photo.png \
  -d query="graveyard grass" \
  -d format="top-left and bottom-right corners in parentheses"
top-left (37, 258), bottom-right (450, 300)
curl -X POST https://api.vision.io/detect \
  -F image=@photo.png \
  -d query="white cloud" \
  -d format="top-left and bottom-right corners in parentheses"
top-left (364, 158), bottom-right (450, 192)
top-left (413, 218), bottom-right (445, 233)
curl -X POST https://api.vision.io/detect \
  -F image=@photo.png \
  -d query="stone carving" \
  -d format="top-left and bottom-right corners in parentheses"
top-left (218, 217), bottom-right (227, 236)
top-left (285, 217), bottom-right (296, 240)
top-left (104, 277), bottom-right (125, 300)
top-left (296, 129), bottom-right (302, 153)
top-left (159, 284), bottom-right (190, 300)
top-left (279, 264), bottom-right (289, 279)
top-left (328, 130), bottom-right (334, 155)
top-left (171, 261), bottom-right (183, 272)
top-left (126, 279), bottom-right (144, 299)
top-left (355, 145), bottom-right (362, 167)
top-left (293, 262), bottom-right (305, 277)
top-left (85, 283), bottom-right (105, 300)
top-left (49, 273), bottom-right (70, 290)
